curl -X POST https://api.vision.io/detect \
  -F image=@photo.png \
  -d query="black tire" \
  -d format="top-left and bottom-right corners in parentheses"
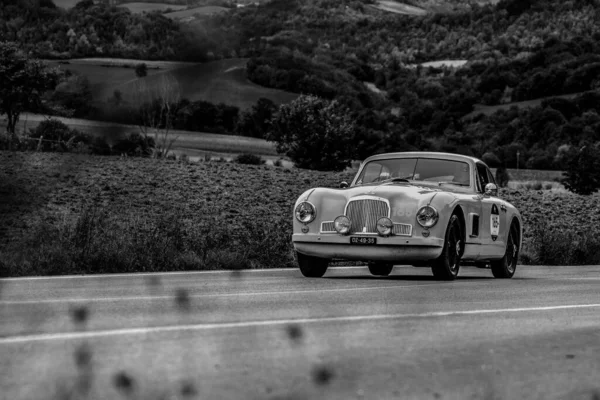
top-left (491, 222), bottom-right (519, 279)
top-left (431, 214), bottom-right (463, 281)
top-left (368, 262), bottom-right (394, 276)
top-left (297, 252), bottom-right (329, 278)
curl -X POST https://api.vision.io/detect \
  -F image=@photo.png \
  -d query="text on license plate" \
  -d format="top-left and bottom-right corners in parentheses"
top-left (350, 237), bottom-right (377, 245)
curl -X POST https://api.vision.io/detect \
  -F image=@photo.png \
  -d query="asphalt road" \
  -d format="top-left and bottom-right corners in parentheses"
top-left (1, 265), bottom-right (599, 400)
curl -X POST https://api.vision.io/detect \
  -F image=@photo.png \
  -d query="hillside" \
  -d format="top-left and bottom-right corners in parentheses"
top-left (203, 0), bottom-right (600, 165)
top-left (46, 58), bottom-right (298, 111)
top-left (462, 92), bottom-right (594, 120)
top-left (119, 2), bottom-right (188, 12)
top-left (165, 5), bottom-right (230, 20)
top-left (3, 0), bottom-right (600, 168)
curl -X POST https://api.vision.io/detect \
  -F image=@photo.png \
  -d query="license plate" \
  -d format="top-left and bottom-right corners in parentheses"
top-left (350, 237), bottom-right (377, 245)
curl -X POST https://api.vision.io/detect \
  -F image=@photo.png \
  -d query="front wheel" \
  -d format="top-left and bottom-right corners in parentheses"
top-left (368, 262), bottom-right (394, 276)
top-left (491, 222), bottom-right (519, 279)
top-left (431, 214), bottom-right (463, 281)
top-left (297, 252), bottom-right (329, 278)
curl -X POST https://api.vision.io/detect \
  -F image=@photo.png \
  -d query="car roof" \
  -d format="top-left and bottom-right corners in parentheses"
top-left (362, 151), bottom-right (482, 165)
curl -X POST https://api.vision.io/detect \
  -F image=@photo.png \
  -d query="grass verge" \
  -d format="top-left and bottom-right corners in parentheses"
top-left (0, 203), bottom-right (295, 276)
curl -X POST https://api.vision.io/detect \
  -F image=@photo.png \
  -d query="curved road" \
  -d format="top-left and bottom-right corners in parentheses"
top-left (1, 265), bottom-right (599, 400)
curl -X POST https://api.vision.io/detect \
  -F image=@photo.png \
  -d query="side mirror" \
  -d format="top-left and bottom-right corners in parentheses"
top-left (485, 183), bottom-right (498, 197)
top-left (339, 181), bottom-right (349, 189)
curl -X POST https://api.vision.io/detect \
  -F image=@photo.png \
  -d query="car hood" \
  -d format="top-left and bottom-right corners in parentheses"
top-left (299, 183), bottom-right (460, 223)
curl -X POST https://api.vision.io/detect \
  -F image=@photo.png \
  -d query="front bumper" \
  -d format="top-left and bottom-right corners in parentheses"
top-left (292, 233), bottom-right (444, 262)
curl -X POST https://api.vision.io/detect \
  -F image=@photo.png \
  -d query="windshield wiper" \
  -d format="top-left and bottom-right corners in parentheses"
top-left (380, 177), bottom-right (411, 184)
top-left (438, 181), bottom-right (469, 187)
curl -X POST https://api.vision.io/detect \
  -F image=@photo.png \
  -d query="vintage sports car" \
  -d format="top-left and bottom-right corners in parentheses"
top-left (292, 152), bottom-right (522, 280)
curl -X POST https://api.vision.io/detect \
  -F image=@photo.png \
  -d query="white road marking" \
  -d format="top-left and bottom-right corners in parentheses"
top-left (2, 303), bottom-right (599, 344)
top-left (0, 283), bottom-right (443, 305)
top-left (1, 265), bottom-right (596, 282)
top-left (0, 267), bottom-right (368, 281)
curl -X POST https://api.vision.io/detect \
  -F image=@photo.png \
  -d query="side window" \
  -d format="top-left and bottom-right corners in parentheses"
top-left (486, 167), bottom-right (496, 186)
top-left (475, 163), bottom-right (489, 193)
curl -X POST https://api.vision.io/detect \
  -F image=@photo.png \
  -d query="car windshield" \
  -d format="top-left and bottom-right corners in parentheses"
top-left (355, 158), bottom-right (471, 187)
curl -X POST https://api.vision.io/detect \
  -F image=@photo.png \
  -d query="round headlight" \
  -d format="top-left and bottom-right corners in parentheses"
top-left (295, 201), bottom-right (316, 224)
top-left (416, 206), bottom-right (439, 228)
top-left (334, 215), bottom-right (351, 235)
top-left (376, 217), bottom-right (393, 237)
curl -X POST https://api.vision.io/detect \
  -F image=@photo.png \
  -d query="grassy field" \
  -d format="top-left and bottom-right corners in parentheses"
top-left (165, 5), bottom-right (229, 20)
top-left (369, 1), bottom-right (427, 15)
top-left (1, 151), bottom-right (599, 276)
top-left (119, 2), bottom-right (187, 13)
top-left (46, 58), bottom-right (299, 111)
top-left (52, 0), bottom-right (80, 8)
top-left (420, 60), bottom-right (468, 68)
top-left (403, 0), bottom-right (500, 13)
top-left (51, 0), bottom-right (188, 10)
top-left (4, 113), bottom-right (277, 157)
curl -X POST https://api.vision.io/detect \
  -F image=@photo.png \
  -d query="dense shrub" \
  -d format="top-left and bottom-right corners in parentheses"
top-left (266, 95), bottom-right (358, 171)
top-left (523, 222), bottom-right (600, 265)
top-left (236, 98), bottom-right (277, 139)
top-left (495, 167), bottom-right (511, 187)
top-left (482, 152), bottom-right (501, 168)
top-left (135, 63), bottom-right (148, 78)
top-left (89, 136), bottom-right (113, 155)
top-left (562, 142), bottom-right (600, 195)
top-left (113, 133), bottom-right (155, 157)
top-left (28, 118), bottom-right (90, 151)
top-left (234, 153), bottom-right (265, 165)
top-left (0, 204), bottom-right (295, 276)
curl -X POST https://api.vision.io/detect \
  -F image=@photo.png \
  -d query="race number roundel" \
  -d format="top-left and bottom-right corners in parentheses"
top-left (491, 204), bottom-right (500, 241)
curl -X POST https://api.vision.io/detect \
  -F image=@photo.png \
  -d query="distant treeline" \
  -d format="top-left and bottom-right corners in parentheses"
top-left (72, 94), bottom-right (275, 138)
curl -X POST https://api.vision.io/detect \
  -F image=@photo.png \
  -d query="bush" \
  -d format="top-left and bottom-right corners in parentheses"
top-left (523, 222), bottom-right (600, 265)
top-left (113, 133), bottom-right (155, 157)
top-left (135, 63), bottom-right (147, 78)
top-left (495, 167), bottom-right (510, 187)
top-left (562, 142), bottom-right (600, 195)
top-left (235, 153), bottom-right (265, 165)
top-left (482, 152), bottom-right (501, 167)
top-left (29, 118), bottom-right (90, 151)
top-left (266, 95), bottom-right (358, 171)
top-left (90, 136), bottom-right (112, 155)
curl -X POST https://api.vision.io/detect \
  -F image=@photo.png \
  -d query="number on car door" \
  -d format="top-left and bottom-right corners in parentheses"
top-left (476, 163), bottom-right (506, 258)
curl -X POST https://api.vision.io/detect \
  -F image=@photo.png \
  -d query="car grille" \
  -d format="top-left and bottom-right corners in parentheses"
top-left (393, 223), bottom-right (412, 236)
top-left (346, 199), bottom-right (390, 233)
top-left (321, 221), bottom-right (335, 232)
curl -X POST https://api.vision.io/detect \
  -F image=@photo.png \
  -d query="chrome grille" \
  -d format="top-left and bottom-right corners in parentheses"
top-left (393, 223), bottom-right (413, 237)
top-left (321, 221), bottom-right (335, 233)
top-left (346, 199), bottom-right (389, 233)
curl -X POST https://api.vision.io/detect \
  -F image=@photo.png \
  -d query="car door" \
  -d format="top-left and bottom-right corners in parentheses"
top-left (475, 163), bottom-right (506, 259)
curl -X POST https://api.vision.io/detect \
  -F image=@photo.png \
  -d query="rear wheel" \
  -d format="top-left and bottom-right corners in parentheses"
top-left (431, 214), bottom-right (462, 281)
top-left (368, 262), bottom-right (394, 276)
top-left (297, 252), bottom-right (329, 278)
top-left (491, 222), bottom-right (519, 279)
